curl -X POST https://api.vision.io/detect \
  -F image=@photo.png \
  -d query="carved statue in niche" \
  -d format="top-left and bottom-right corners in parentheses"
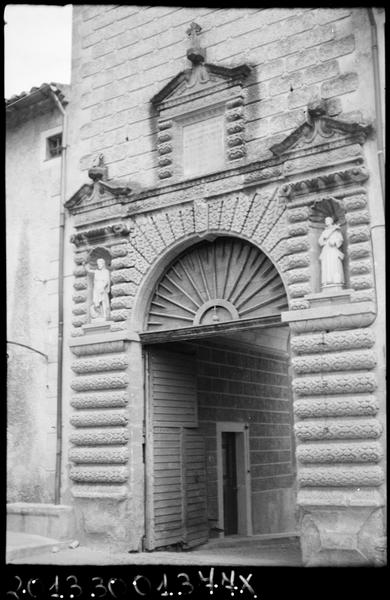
top-left (318, 216), bottom-right (344, 289)
top-left (85, 254), bottom-right (111, 321)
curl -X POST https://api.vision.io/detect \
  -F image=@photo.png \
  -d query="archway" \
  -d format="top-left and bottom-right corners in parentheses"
top-left (140, 236), bottom-right (297, 550)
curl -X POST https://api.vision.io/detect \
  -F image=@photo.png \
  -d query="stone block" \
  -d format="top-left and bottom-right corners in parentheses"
top-left (255, 95), bottom-right (287, 119)
top-left (304, 59), bottom-right (339, 85)
top-left (115, 28), bottom-right (140, 50)
top-left (81, 29), bottom-right (100, 50)
top-left (7, 503), bottom-right (76, 541)
top-left (255, 58), bottom-right (285, 82)
top-left (103, 47), bottom-right (129, 70)
top-left (269, 109), bottom-right (305, 134)
top-left (288, 85), bottom-right (319, 109)
top-left (259, 24), bottom-right (334, 63)
top-left (80, 58), bottom-right (104, 79)
top-left (313, 8), bottom-right (352, 25)
top-left (92, 69), bottom-right (114, 90)
top-left (300, 505), bottom-right (385, 566)
top-left (319, 35), bottom-right (355, 61)
top-left (321, 72), bottom-right (358, 99)
top-left (92, 36), bottom-right (116, 60)
top-left (269, 71), bottom-right (303, 96)
top-left (286, 48), bottom-right (319, 72)
top-left (91, 9), bottom-right (117, 32)
top-left (73, 497), bottom-right (139, 551)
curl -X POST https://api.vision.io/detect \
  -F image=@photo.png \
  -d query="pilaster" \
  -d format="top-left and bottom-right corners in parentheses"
top-left (280, 164), bottom-right (385, 565)
top-left (68, 328), bottom-right (144, 551)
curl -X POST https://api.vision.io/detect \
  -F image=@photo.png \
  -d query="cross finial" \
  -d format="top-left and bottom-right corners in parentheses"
top-left (186, 22), bottom-right (202, 40)
top-left (186, 22), bottom-right (205, 64)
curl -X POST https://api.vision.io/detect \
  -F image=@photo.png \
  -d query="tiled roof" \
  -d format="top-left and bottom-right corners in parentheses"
top-left (5, 82), bottom-right (70, 111)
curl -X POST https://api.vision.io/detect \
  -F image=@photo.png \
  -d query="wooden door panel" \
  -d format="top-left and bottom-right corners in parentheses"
top-left (147, 347), bottom-right (208, 550)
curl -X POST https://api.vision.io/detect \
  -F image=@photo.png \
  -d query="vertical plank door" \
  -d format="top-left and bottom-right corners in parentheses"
top-left (145, 346), bottom-right (208, 549)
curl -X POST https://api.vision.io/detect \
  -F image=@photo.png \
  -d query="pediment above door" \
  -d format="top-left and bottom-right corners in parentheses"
top-left (151, 62), bottom-right (251, 110)
top-left (270, 100), bottom-right (372, 158)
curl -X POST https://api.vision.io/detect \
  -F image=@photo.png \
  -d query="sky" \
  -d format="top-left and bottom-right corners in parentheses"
top-left (4, 4), bottom-right (73, 98)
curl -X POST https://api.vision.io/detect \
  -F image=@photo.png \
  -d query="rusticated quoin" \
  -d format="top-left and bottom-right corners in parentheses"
top-left (294, 395), bottom-right (378, 419)
top-left (70, 411), bottom-right (128, 428)
top-left (70, 429), bottom-right (129, 446)
top-left (71, 354), bottom-right (129, 374)
top-left (69, 447), bottom-right (129, 464)
top-left (292, 373), bottom-right (377, 396)
top-left (298, 465), bottom-right (384, 487)
top-left (292, 350), bottom-right (376, 374)
top-left (71, 391), bottom-right (128, 409)
top-left (291, 329), bottom-right (375, 354)
top-left (297, 441), bottom-right (383, 463)
top-left (295, 418), bottom-right (382, 441)
top-left (71, 373), bottom-right (129, 392)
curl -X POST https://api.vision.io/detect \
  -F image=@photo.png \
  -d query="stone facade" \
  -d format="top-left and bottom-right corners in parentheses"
top-left (7, 7), bottom-right (385, 567)
top-left (60, 6), bottom-right (385, 566)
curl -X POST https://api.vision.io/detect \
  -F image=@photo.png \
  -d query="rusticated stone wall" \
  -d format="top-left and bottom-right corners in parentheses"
top-left (64, 6), bottom-right (385, 561)
top-left (68, 332), bottom-right (145, 551)
top-left (281, 165), bottom-right (385, 565)
top-left (65, 124), bottom-right (386, 561)
top-left (69, 349), bottom-right (130, 487)
top-left (68, 225), bottom-right (145, 550)
top-left (68, 6), bottom-right (377, 193)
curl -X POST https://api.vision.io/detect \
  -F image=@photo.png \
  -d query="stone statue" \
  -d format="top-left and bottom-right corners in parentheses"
top-left (318, 216), bottom-right (344, 288)
top-left (85, 257), bottom-right (111, 320)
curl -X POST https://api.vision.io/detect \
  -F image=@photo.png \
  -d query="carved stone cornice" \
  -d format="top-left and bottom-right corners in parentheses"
top-left (65, 179), bottom-right (134, 213)
top-left (70, 224), bottom-right (130, 247)
top-left (65, 155), bottom-right (134, 214)
top-left (279, 166), bottom-right (369, 201)
top-left (151, 62), bottom-right (251, 109)
top-left (270, 115), bottom-right (372, 157)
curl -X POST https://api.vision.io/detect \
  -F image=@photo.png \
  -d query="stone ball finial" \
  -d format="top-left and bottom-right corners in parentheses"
top-left (307, 96), bottom-right (327, 120)
top-left (88, 153), bottom-right (108, 182)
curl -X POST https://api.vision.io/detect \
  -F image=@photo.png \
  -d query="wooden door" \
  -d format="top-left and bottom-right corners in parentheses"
top-left (145, 346), bottom-right (208, 550)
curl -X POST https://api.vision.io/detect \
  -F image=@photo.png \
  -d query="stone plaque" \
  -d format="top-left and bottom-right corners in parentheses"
top-left (182, 114), bottom-right (224, 177)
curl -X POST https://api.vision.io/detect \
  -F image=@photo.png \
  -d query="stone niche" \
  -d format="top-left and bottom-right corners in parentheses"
top-left (84, 245), bottom-right (112, 328)
top-left (280, 165), bottom-right (384, 564)
top-left (308, 196), bottom-right (348, 293)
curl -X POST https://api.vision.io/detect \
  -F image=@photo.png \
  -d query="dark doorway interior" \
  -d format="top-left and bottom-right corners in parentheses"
top-left (222, 431), bottom-right (238, 535)
top-left (145, 326), bottom-right (297, 550)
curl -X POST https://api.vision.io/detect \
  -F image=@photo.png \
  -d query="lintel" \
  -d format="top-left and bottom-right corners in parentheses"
top-left (139, 315), bottom-right (283, 345)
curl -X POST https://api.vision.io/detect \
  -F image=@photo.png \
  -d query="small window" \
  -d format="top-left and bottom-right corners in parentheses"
top-left (182, 114), bottom-right (225, 178)
top-left (46, 133), bottom-right (62, 159)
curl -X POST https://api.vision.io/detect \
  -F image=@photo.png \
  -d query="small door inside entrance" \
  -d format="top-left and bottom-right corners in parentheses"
top-left (222, 432), bottom-right (238, 535)
top-left (217, 422), bottom-right (251, 537)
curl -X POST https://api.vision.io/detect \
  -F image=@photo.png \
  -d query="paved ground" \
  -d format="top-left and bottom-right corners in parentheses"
top-left (7, 532), bottom-right (302, 566)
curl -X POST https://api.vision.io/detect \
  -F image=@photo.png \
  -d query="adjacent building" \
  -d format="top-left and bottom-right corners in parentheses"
top-left (6, 83), bottom-right (69, 506)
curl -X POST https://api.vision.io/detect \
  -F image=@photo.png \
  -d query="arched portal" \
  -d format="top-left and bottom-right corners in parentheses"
top-left (146, 237), bottom-right (288, 331)
top-left (141, 236), bottom-right (296, 551)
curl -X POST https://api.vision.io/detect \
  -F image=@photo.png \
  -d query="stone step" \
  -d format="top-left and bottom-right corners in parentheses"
top-left (6, 531), bottom-right (72, 562)
top-left (200, 532), bottom-right (300, 550)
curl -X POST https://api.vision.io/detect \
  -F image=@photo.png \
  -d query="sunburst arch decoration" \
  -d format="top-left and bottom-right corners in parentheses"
top-left (146, 237), bottom-right (288, 331)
